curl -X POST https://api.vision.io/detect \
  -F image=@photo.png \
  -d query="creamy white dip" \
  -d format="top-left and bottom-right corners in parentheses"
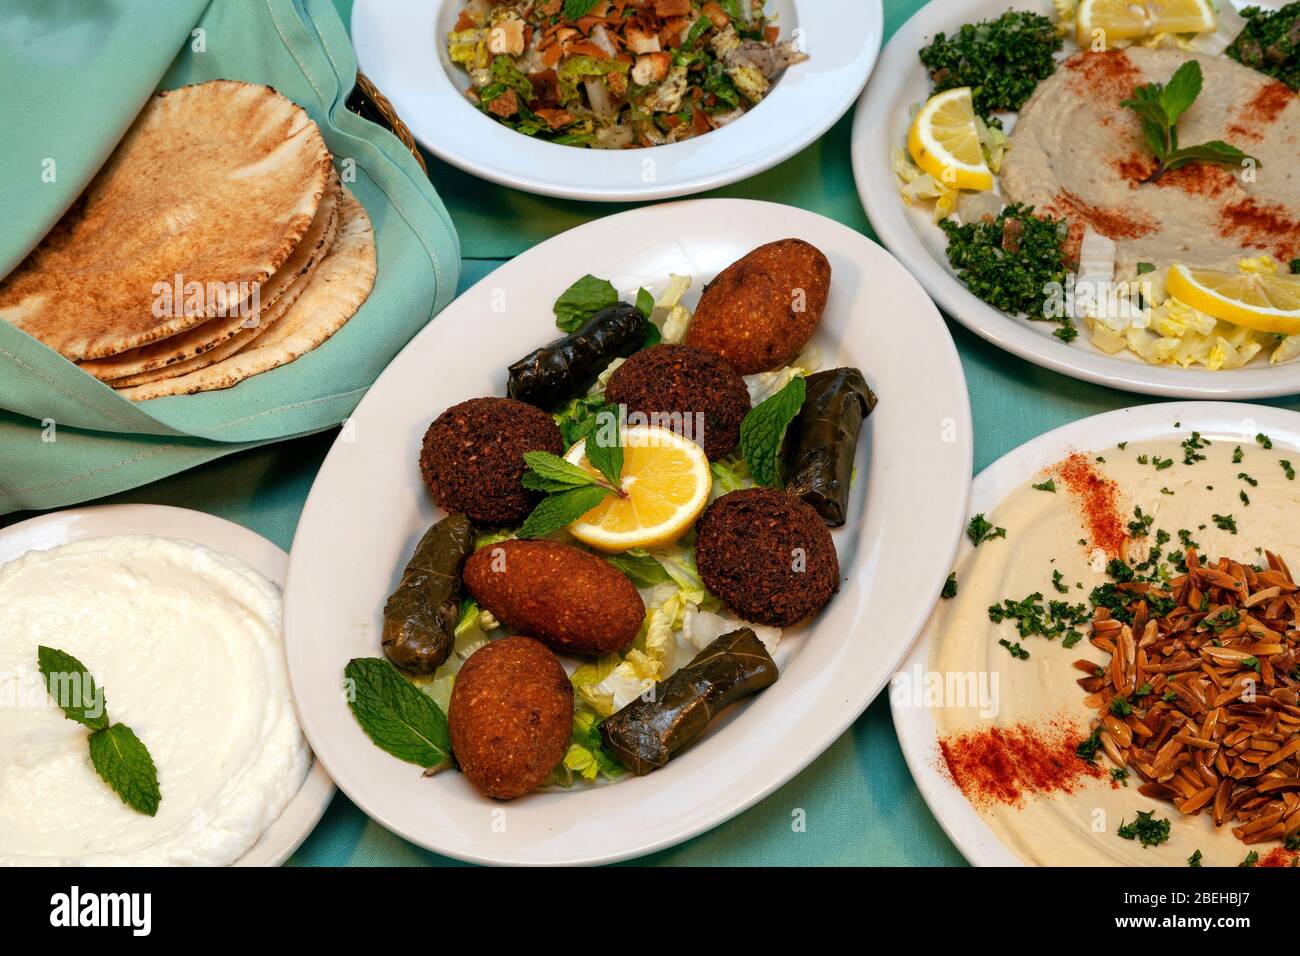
top-left (0, 535), bottom-right (308, 866)
top-left (930, 436), bottom-right (1300, 865)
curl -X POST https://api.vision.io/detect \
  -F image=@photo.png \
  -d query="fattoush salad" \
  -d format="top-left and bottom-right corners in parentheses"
top-left (344, 239), bottom-right (878, 800)
top-left (446, 0), bottom-right (807, 148)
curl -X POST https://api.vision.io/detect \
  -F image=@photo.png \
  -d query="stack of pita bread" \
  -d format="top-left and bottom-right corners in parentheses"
top-left (0, 80), bottom-right (377, 401)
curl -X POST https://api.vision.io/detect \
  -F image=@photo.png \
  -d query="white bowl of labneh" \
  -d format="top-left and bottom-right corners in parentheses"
top-left (0, 509), bottom-right (317, 866)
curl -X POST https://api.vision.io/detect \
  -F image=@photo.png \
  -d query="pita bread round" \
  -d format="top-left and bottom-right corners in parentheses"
top-left (79, 176), bottom-right (341, 382)
top-left (117, 187), bottom-right (376, 402)
top-left (0, 80), bottom-right (333, 360)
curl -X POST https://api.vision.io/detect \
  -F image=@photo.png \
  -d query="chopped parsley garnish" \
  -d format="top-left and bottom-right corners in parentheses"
top-left (999, 638), bottom-right (1030, 660)
top-left (1052, 569), bottom-right (1069, 594)
top-left (988, 591), bottom-right (1089, 643)
top-left (1032, 478), bottom-right (1056, 493)
top-left (940, 204), bottom-right (1070, 327)
top-left (1118, 810), bottom-right (1172, 848)
top-left (1137, 454), bottom-right (1150, 465)
top-left (1258, 432), bottom-right (1274, 450)
top-left (1283, 460), bottom-right (1296, 481)
top-left (1076, 729), bottom-right (1103, 764)
top-left (1241, 490), bottom-right (1251, 506)
top-left (1181, 431), bottom-right (1209, 465)
top-left (1239, 472), bottom-right (1259, 486)
top-left (1127, 506), bottom-right (1154, 537)
top-left (1109, 695), bottom-right (1134, 717)
top-left (1233, 445), bottom-right (1244, 464)
top-left (1240, 850), bottom-right (1260, 867)
top-left (1154, 457), bottom-right (1174, 471)
top-left (1111, 768), bottom-right (1130, 787)
top-left (967, 514), bottom-right (1007, 546)
top-left (941, 572), bottom-right (958, 599)
top-left (1188, 849), bottom-right (1203, 868)
top-left (918, 10), bottom-right (1063, 119)
top-left (1212, 513), bottom-right (1239, 534)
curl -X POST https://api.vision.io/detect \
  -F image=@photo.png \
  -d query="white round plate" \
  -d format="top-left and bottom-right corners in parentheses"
top-left (284, 198), bottom-right (973, 866)
top-left (893, 401), bottom-right (1300, 866)
top-left (351, 0), bottom-right (882, 201)
top-left (852, 0), bottom-right (1296, 399)
top-left (0, 504), bottom-right (335, 868)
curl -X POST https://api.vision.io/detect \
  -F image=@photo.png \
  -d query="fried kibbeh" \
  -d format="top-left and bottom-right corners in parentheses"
top-left (604, 344), bottom-right (750, 460)
top-left (463, 539), bottom-right (644, 656)
top-left (420, 397), bottom-right (563, 525)
top-left (684, 239), bottom-right (831, 375)
top-left (448, 637), bottom-right (573, 800)
top-left (696, 487), bottom-right (839, 627)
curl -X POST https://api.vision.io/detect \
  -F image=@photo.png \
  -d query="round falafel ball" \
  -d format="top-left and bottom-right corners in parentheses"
top-left (604, 344), bottom-right (750, 460)
top-left (420, 397), bottom-right (562, 524)
top-left (696, 487), bottom-right (839, 627)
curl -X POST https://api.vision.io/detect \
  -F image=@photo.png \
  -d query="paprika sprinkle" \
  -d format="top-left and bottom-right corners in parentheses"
top-left (1053, 452), bottom-right (1127, 558)
top-left (938, 718), bottom-right (1104, 808)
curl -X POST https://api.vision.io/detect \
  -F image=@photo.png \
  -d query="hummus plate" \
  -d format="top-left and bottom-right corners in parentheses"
top-left (894, 402), bottom-right (1300, 866)
top-left (283, 198), bottom-right (972, 865)
top-left (0, 505), bottom-right (334, 868)
top-left (351, 0), bottom-right (882, 201)
top-left (853, 0), bottom-right (1300, 399)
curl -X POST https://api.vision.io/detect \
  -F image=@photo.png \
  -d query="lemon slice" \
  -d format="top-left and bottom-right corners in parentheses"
top-left (1167, 264), bottom-right (1300, 335)
top-left (1151, 0), bottom-right (1217, 34)
top-left (1076, 0), bottom-right (1216, 46)
top-left (563, 424), bottom-right (711, 553)
top-left (907, 88), bottom-right (993, 192)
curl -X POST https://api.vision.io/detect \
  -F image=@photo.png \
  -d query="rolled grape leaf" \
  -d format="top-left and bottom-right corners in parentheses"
top-left (784, 367), bottom-right (877, 527)
top-left (382, 513), bottom-right (475, 674)
top-left (599, 628), bottom-right (779, 776)
top-left (507, 303), bottom-right (648, 410)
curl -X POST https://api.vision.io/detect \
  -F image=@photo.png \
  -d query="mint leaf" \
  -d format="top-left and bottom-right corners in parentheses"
top-left (1160, 60), bottom-right (1203, 126)
top-left (518, 485), bottom-right (611, 539)
top-left (1164, 141), bottom-right (1257, 173)
top-left (88, 724), bottom-right (160, 817)
top-left (521, 450), bottom-right (603, 493)
top-left (345, 658), bottom-right (454, 770)
top-left (635, 287), bottom-right (655, 319)
top-left (563, 0), bottom-right (601, 18)
top-left (37, 645), bottom-right (108, 731)
top-left (585, 407), bottom-right (623, 488)
top-left (740, 376), bottom-right (807, 487)
top-left (553, 275), bottom-right (619, 333)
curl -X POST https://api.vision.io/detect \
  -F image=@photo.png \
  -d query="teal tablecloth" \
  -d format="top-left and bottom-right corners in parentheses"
top-left (16, 0), bottom-right (1300, 866)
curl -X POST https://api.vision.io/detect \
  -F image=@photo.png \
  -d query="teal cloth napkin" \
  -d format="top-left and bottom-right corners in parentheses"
top-left (0, 0), bottom-right (459, 514)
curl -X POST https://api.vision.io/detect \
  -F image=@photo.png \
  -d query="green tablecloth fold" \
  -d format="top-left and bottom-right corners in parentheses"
top-left (0, 0), bottom-right (460, 514)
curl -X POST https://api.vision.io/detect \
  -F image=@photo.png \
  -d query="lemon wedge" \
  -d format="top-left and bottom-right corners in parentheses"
top-left (907, 87), bottom-right (994, 192)
top-left (563, 425), bottom-right (711, 553)
top-left (1076, 0), bottom-right (1216, 47)
top-left (1166, 264), bottom-right (1300, 335)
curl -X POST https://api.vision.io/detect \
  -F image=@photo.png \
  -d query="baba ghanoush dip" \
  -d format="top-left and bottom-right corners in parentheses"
top-left (928, 432), bottom-right (1300, 866)
top-left (0, 535), bottom-right (308, 866)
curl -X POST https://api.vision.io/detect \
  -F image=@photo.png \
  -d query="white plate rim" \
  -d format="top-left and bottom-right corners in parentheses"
top-left (851, 0), bottom-right (1300, 400)
top-left (0, 503), bottom-right (335, 868)
top-left (891, 400), bottom-right (1300, 867)
top-left (351, 0), bottom-right (883, 201)
top-left (283, 196), bottom-right (974, 866)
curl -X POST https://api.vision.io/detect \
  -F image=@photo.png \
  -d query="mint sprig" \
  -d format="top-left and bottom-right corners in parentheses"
top-left (345, 657), bottom-right (453, 771)
top-left (518, 410), bottom-right (628, 538)
top-left (37, 645), bottom-right (159, 816)
top-left (89, 724), bottom-right (160, 817)
top-left (1121, 61), bottom-right (1257, 184)
top-left (519, 484), bottom-right (612, 539)
top-left (740, 376), bottom-right (807, 487)
top-left (585, 407), bottom-right (624, 488)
